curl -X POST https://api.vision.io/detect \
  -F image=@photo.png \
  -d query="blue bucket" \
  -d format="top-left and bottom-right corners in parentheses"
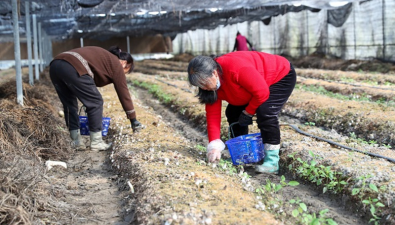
top-left (225, 133), bottom-right (265, 165)
top-left (224, 122), bottom-right (265, 165)
top-left (79, 116), bottom-right (111, 136)
top-left (79, 106), bottom-right (111, 136)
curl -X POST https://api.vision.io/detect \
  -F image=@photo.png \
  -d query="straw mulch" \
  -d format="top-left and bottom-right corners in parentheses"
top-left (0, 74), bottom-right (73, 224)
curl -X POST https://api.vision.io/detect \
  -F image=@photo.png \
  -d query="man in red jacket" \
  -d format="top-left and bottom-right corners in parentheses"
top-left (187, 51), bottom-right (296, 174)
top-left (233, 31), bottom-right (254, 51)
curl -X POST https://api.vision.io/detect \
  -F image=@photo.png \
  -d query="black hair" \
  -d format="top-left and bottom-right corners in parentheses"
top-left (187, 55), bottom-right (222, 104)
top-left (108, 46), bottom-right (134, 73)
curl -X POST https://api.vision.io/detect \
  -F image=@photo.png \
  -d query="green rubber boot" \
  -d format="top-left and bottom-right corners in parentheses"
top-left (70, 129), bottom-right (86, 150)
top-left (255, 144), bottom-right (280, 174)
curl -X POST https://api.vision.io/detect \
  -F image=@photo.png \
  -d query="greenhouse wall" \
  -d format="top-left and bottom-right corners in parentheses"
top-left (173, 0), bottom-right (395, 61)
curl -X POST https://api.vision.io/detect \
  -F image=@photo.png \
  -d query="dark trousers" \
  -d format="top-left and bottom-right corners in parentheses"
top-left (49, 59), bottom-right (103, 132)
top-left (226, 64), bottom-right (297, 144)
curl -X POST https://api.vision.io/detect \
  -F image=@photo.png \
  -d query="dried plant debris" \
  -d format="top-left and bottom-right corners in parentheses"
top-left (0, 78), bottom-right (73, 224)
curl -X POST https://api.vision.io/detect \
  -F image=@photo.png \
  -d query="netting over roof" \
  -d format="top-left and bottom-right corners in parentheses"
top-left (0, 0), bottom-right (369, 41)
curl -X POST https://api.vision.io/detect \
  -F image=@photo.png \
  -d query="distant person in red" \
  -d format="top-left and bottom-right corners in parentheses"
top-left (233, 31), bottom-right (254, 51)
top-left (187, 51), bottom-right (296, 174)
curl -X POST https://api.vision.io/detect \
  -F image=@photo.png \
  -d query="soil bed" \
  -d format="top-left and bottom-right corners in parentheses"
top-left (133, 85), bottom-right (367, 225)
top-left (1, 55), bottom-right (395, 224)
top-left (130, 57), bottom-right (395, 224)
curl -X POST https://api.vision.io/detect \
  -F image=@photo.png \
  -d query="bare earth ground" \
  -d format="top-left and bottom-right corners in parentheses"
top-left (106, 84), bottom-right (279, 225)
top-left (0, 72), bottom-right (130, 224)
top-left (1, 55), bottom-right (395, 224)
top-left (129, 56), bottom-right (395, 225)
top-left (132, 85), bottom-right (366, 225)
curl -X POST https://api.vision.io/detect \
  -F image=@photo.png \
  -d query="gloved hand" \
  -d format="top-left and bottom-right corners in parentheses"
top-left (206, 139), bottom-right (225, 163)
top-left (238, 110), bottom-right (253, 126)
top-left (207, 149), bottom-right (222, 163)
top-left (130, 118), bottom-right (143, 132)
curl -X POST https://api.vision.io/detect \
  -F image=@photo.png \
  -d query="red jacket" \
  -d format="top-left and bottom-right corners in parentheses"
top-left (206, 51), bottom-right (290, 142)
top-left (235, 35), bottom-right (249, 51)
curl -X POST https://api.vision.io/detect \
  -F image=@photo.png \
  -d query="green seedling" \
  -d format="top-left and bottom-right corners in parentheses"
top-left (289, 198), bottom-right (338, 225)
top-left (361, 80), bottom-right (378, 86)
top-left (133, 80), bottom-right (174, 104)
top-left (256, 175), bottom-right (299, 195)
top-left (381, 143), bottom-right (392, 149)
top-left (352, 175), bottom-right (387, 225)
top-left (179, 107), bottom-right (186, 115)
top-left (296, 84), bottom-right (395, 107)
top-left (241, 171), bottom-right (251, 179)
top-left (357, 138), bottom-right (368, 145)
top-left (375, 97), bottom-right (387, 104)
top-left (349, 132), bottom-right (357, 139)
top-left (340, 76), bottom-right (356, 83)
top-left (288, 151), bottom-right (348, 194)
top-left (368, 140), bottom-right (377, 146)
top-left (346, 152), bottom-right (355, 162)
top-left (347, 133), bottom-right (391, 149)
top-left (304, 121), bottom-right (315, 126)
top-left (255, 176), bottom-right (299, 217)
top-left (218, 159), bottom-right (237, 175)
top-left (195, 144), bottom-right (206, 153)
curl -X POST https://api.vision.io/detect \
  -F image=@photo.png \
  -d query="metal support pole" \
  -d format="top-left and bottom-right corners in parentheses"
top-left (217, 28), bottom-right (220, 55)
top-left (306, 10), bottom-right (309, 56)
top-left (12, 0), bottom-right (23, 106)
top-left (324, 9), bottom-right (328, 55)
top-left (48, 35), bottom-right (53, 61)
top-left (353, 2), bottom-right (357, 59)
top-left (257, 21), bottom-right (261, 52)
top-left (32, 14), bottom-right (39, 80)
top-left (382, 0), bottom-right (386, 59)
top-left (42, 32), bottom-right (46, 66)
top-left (42, 32), bottom-right (47, 66)
top-left (43, 33), bottom-right (48, 66)
top-left (45, 33), bottom-right (51, 66)
top-left (80, 37), bottom-right (84, 47)
top-left (38, 22), bottom-right (43, 72)
top-left (127, 36), bottom-right (130, 53)
top-left (273, 17), bottom-right (276, 54)
top-left (25, 2), bottom-right (33, 86)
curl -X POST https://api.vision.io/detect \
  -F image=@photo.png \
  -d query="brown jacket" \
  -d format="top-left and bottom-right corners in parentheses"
top-left (53, 46), bottom-right (136, 119)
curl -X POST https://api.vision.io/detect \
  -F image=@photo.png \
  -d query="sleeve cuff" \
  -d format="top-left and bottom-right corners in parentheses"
top-left (126, 110), bottom-right (136, 120)
top-left (207, 139), bottom-right (225, 152)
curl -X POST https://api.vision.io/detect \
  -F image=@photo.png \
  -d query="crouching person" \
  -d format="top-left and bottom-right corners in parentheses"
top-left (49, 46), bottom-right (143, 151)
top-left (187, 51), bottom-right (296, 174)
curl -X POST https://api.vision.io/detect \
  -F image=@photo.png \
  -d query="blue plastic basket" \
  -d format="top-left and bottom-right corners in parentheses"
top-left (78, 106), bottom-right (111, 136)
top-left (79, 116), bottom-right (111, 136)
top-left (224, 122), bottom-right (265, 165)
top-left (225, 133), bottom-right (265, 165)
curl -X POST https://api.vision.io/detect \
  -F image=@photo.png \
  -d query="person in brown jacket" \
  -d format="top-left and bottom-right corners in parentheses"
top-left (49, 46), bottom-right (143, 151)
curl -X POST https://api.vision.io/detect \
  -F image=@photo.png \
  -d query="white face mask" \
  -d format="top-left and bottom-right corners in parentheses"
top-left (216, 77), bottom-right (221, 90)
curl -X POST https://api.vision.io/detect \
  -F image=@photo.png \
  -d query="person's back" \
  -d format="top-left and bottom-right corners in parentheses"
top-left (233, 32), bottom-right (253, 51)
top-left (236, 34), bottom-right (249, 51)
